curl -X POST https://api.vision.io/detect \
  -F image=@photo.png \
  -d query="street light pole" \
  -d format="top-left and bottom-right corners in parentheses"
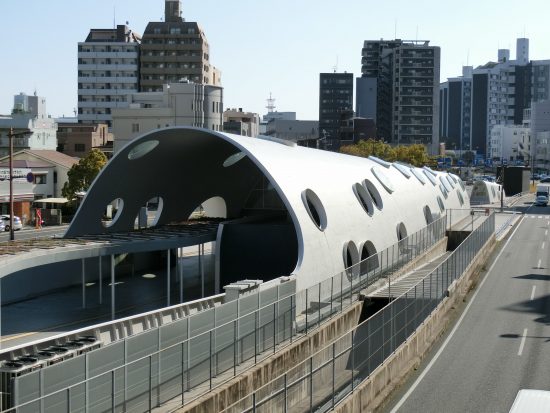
top-left (8, 128), bottom-right (14, 241)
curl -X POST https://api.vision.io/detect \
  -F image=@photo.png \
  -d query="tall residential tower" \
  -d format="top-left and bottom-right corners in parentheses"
top-left (140, 0), bottom-right (220, 92)
top-left (358, 39), bottom-right (440, 153)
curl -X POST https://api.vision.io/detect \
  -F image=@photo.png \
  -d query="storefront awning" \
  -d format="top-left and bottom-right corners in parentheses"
top-left (33, 197), bottom-right (69, 204)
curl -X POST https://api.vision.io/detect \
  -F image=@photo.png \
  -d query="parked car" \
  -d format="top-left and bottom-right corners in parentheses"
top-left (540, 177), bottom-right (550, 183)
top-left (0, 215), bottom-right (23, 231)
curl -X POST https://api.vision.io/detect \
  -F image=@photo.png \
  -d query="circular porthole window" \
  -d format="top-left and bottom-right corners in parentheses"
top-left (360, 241), bottom-right (379, 274)
top-left (363, 179), bottom-right (383, 210)
top-left (128, 140), bottom-right (159, 160)
top-left (437, 196), bottom-right (445, 212)
top-left (223, 152), bottom-right (246, 167)
top-left (424, 205), bottom-right (433, 224)
top-left (103, 198), bottom-right (124, 228)
top-left (301, 189), bottom-right (327, 231)
top-left (411, 168), bottom-right (426, 185)
top-left (371, 166), bottom-right (394, 193)
top-left (353, 183), bottom-right (374, 216)
top-left (457, 190), bottom-right (464, 206)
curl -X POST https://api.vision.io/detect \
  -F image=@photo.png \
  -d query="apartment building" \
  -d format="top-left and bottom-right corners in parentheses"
top-left (358, 39), bottom-right (440, 153)
top-left (77, 25), bottom-right (141, 128)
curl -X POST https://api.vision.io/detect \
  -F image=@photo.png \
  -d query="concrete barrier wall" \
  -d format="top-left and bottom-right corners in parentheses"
top-left (178, 301), bottom-right (363, 413)
top-left (333, 234), bottom-right (496, 413)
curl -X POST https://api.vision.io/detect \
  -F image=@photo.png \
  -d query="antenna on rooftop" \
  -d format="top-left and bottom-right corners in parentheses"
top-left (333, 56), bottom-right (338, 73)
top-left (466, 49), bottom-right (470, 66)
top-left (113, 6), bottom-right (116, 29)
top-left (266, 93), bottom-right (276, 113)
top-left (394, 18), bottom-right (397, 39)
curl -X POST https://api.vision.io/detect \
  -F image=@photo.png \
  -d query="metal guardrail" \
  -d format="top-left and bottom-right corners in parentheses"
top-left (219, 213), bottom-right (495, 413)
top-left (1, 217), bottom-right (448, 413)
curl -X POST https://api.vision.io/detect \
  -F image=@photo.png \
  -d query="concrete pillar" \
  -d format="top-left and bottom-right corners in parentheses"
top-left (111, 254), bottom-right (115, 320)
top-left (81, 259), bottom-right (86, 309)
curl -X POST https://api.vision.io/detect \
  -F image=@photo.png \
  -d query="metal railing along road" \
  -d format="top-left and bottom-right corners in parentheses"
top-left (1, 217), bottom-right (447, 413)
top-left (219, 213), bottom-right (495, 413)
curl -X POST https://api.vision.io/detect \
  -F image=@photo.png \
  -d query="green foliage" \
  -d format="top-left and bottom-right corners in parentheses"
top-left (62, 149), bottom-right (107, 202)
top-left (340, 139), bottom-right (433, 167)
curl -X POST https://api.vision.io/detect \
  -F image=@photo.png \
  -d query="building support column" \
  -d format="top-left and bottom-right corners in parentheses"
top-left (99, 255), bottom-right (103, 305)
top-left (179, 247), bottom-right (183, 303)
top-left (81, 258), bottom-right (86, 309)
top-left (167, 249), bottom-right (171, 307)
top-left (111, 254), bottom-right (115, 320)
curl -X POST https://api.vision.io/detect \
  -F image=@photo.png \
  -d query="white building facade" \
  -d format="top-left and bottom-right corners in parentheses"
top-left (0, 93), bottom-right (57, 157)
top-left (78, 25), bottom-right (141, 128)
top-left (489, 125), bottom-right (530, 164)
top-left (112, 82), bottom-right (223, 152)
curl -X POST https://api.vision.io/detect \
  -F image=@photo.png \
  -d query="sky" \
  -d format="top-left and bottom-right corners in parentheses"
top-left (1, 0), bottom-right (550, 120)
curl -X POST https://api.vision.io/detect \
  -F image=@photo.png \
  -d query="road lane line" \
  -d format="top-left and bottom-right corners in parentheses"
top-left (542, 242), bottom-right (546, 249)
top-left (538, 259), bottom-right (542, 268)
top-left (531, 285), bottom-right (536, 300)
top-left (518, 328), bottom-right (528, 356)
top-left (390, 216), bottom-right (525, 413)
top-left (545, 230), bottom-right (548, 236)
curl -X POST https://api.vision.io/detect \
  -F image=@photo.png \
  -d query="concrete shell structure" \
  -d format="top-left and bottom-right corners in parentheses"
top-left (66, 127), bottom-right (470, 291)
top-left (470, 181), bottom-right (502, 204)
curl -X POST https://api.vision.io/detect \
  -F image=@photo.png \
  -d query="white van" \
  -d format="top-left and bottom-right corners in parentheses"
top-left (509, 389), bottom-right (550, 412)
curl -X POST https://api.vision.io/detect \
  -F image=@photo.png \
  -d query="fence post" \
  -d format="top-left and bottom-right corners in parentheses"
top-left (309, 357), bottom-right (314, 412)
top-left (351, 331), bottom-right (355, 391)
top-left (318, 282), bottom-right (322, 326)
top-left (67, 387), bottom-right (71, 413)
top-left (305, 288), bottom-right (309, 334)
top-left (209, 330), bottom-right (213, 390)
top-left (254, 311), bottom-right (258, 364)
top-left (234, 319), bottom-right (237, 376)
top-left (181, 342), bottom-right (185, 406)
top-left (273, 302), bottom-right (277, 353)
top-left (330, 277), bottom-right (334, 317)
top-left (284, 373), bottom-right (288, 413)
top-left (112, 369), bottom-right (116, 413)
top-left (290, 295), bottom-right (294, 343)
top-left (332, 342), bottom-right (336, 408)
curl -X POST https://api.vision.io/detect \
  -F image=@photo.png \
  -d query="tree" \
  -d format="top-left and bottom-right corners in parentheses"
top-left (62, 149), bottom-right (107, 202)
top-left (340, 139), bottom-right (433, 167)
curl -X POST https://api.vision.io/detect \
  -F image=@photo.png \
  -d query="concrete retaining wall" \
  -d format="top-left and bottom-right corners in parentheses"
top-left (177, 301), bottom-right (363, 413)
top-left (332, 234), bottom-right (496, 413)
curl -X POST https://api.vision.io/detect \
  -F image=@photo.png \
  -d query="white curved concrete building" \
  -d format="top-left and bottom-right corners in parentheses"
top-left (470, 181), bottom-right (502, 204)
top-left (67, 127), bottom-right (470, 291)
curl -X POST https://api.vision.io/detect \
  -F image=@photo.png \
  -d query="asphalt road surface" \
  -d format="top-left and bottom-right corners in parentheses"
top-left (387, 202), bottom-right (550, 413)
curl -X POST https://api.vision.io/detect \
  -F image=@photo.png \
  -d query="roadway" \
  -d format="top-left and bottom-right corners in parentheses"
top-left (386, 201), bottom-right (550, 412)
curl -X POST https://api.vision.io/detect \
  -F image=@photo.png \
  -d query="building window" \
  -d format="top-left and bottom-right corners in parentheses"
top-left (132, 123), bottom-right (140, 133)
top-left (34, 174), bottom-right (47, 185)
top-left (74, 143), bottom-right (86, 152)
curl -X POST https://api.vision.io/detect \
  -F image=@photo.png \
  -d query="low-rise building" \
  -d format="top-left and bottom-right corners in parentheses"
top-left (223, 108), bottom-right (260, 137)
top-left (112, 81), bottom-right (223, 152)
top-left (0, 93), bottom-right (57, 157)
top-left (57, 123), bottom-right (113, 158)
top-left (0, 150), bottom-right (78, 224)
top-left (265, 119), bottom-right (319, 147)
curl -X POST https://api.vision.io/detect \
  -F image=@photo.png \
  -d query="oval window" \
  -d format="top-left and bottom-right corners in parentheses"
top-left (424, 205), bottom-right (433, 224)
top-left (423, 170), bottom-right (437, 186)
top-left (437, 196), bottom-right (445, 212)
top-left (439, 183), bottom-right (449, 199)
top-left (457, 190), bottom-right (464, 206)
top-left (363, 179), bottom-right (383, 210)
top-left (103, 198), bottom-right (124, 228)
top-left (302, 189), bottom-right (327, 231)
top-left (353, 183), bottom-right (374, 216)
top-left (360, 241), bottom-right (379, 274)
top-left (446, 175), bottom-right (455, 188)
top-left (393, 163), bottom-right (411, 178)
top-left (368, 155), bottom-right (392, 168)
top-left (371, 166), bottom-right (394, 193)
top-left (411, 168), bottom-right (426, 185)
top-left (128, 140), bottom-right (159, 160)
top-left (223, 152), bottom-right (246, 167)
top-left (440, 176), bottom-right (452, 192)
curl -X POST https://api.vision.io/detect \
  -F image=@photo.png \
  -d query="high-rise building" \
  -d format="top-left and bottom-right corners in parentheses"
top-left (140, 0), bottom-right (221, 92)
top-left (439, 66), bottom-right (473, 152)
top-left (318, 72), bottom-right (354, 150)
top-left (358, 39), bottom-right (441, 153)
top-left (77, 25), bottom-right (141, 128)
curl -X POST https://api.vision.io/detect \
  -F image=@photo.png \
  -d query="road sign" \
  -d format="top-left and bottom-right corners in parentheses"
top-left (26, 172), bottom-right (34, 183)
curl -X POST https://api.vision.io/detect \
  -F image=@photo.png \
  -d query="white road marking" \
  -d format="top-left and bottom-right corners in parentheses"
top-left (545, 230), bottom-right (548, 236)
top-left (531, 285), bottom-right (536, 300)
top-left (518, 328), bottom-right (528, 356)
top-left (542, 242), bottom-right (546, 249)
top-left (389, 216), bottom-right (525, 413)
top-left (539, 216), bottom-right (543, 219)
top-left (538, 259), bottom-right (542, 268)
